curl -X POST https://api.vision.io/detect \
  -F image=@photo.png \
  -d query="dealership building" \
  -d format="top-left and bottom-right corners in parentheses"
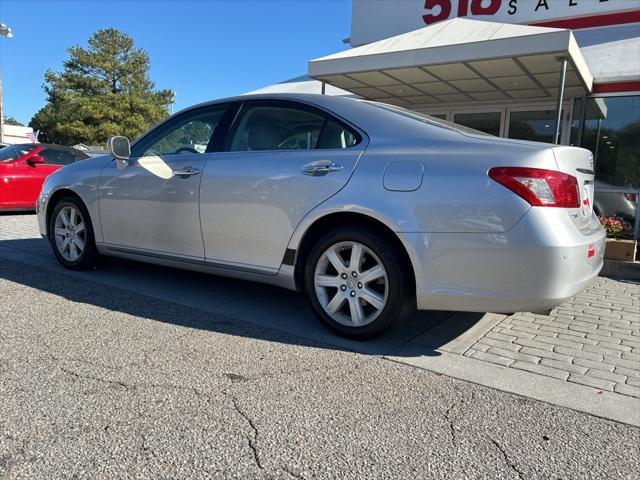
top-left (253, 0), bottom-right (640, 238)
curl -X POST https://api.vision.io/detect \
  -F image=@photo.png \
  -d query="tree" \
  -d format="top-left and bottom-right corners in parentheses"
top-left (3, 116), bottom-right (24, 126)
top-left (30, 28), bottom-right (172, 145)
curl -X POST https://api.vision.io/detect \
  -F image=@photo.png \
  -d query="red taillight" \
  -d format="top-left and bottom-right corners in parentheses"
top-left (488, 167), bottom-right (580, 208)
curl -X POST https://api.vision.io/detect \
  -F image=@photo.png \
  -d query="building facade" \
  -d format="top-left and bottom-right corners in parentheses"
top-left (1, 124), bottom-right (36, 145)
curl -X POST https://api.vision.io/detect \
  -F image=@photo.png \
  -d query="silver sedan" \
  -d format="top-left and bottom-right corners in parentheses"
top-left (36, 94), bottom-right (605, 338)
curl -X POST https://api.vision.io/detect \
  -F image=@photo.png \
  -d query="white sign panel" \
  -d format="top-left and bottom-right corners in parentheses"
top-left (351, 0), bottom-right (640, 46)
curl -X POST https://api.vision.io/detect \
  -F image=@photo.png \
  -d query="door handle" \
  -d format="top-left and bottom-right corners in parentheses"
top-left (172, 167), bottom-right (201, 178)
top-left (301, 160), bottom-right (343, 176)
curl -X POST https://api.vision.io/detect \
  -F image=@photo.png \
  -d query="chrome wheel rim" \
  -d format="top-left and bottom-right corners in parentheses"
top-left (54, 205), bottom-right (86, 262)
top-left (314, 241), bottom-right (388, 327)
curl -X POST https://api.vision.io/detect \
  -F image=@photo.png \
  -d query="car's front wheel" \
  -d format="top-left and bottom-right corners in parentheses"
top-left (304, 227), bottom-right (413, 339)
top-left (48, 196), bottom-right (99, 270)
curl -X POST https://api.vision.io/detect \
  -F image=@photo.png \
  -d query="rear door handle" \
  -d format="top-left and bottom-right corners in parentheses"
top-left (172, 167), bottom-right (201, 178)
top-left (301, 160), bottom-right (343, 176)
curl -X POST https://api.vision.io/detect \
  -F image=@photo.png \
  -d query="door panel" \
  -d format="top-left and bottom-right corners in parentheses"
top-left (200, 149), bottom-right (362, 270)
top-left (99, 154), bottom-right (206, 258)
top-left (11, 162), bottom-right (58, 208)
top-left (98, 102), bottom-right (234, 258)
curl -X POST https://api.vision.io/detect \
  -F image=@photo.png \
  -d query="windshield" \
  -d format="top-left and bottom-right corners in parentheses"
top-left (364, 101), bottom-right (493, 137)
top-left (0, 145), bottom-right (37, 162)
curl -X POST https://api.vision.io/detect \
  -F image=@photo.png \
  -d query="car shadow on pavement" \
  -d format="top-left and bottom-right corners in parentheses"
top-left (0, 237), bottom-right (486, 357)
top-left (0, 211), bottom-right (36, 216)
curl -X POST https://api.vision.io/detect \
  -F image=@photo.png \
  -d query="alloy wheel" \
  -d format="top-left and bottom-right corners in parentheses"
top-left (53, 205), bottom-right (86, 262)
top-left (314, 241), bottom-right (388, 327)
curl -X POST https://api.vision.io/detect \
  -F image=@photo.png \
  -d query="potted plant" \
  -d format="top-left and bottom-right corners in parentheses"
top-left (599, 216), bottom-right (637, 261)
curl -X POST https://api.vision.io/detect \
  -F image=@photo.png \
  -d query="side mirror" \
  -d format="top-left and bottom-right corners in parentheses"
top-left (27, 154), bottom-right (45, 165)
top-left (107, 136), bottom-right (131, 160)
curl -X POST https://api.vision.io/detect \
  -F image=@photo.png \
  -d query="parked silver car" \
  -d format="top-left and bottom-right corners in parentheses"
top-left (36, 94), bottom-right (605, 338)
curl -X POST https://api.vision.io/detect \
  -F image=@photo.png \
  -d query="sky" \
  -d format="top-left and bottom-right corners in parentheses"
top-left (0, 0), bottom-right (352, 125)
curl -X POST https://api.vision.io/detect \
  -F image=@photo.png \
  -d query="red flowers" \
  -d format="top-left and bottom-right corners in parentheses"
top-left (598, 216), bottom-right (633, 239)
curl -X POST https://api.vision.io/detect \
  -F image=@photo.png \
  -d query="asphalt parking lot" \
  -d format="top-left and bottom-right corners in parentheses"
top-left (1, 214), bottom-right (639, 479)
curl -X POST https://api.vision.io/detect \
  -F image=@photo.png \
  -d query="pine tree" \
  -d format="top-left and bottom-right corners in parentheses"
top-left (30, 28), bottom-right (172, 145)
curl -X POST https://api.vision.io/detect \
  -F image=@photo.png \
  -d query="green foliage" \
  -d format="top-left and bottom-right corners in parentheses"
top-left (3, 116), bottom-right (24, 126)
top-left (29, 28), bottom-right (172, 145)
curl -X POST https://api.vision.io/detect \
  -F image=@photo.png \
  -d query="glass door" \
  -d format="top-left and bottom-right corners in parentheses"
top-left (505, 105), bottom-right (570, 144)
top-left (452, 112), bottom-right (502, 136)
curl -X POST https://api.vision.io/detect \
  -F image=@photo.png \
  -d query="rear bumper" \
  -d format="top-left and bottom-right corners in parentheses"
top-left (405, 208), bottom-right (606, 313)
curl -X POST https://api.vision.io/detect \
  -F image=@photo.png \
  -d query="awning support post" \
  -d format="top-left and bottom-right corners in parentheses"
top-left (321, 81), bottom-right (326, 95)
top-left (576, 96), bottom-right (587, 146)
top-left (553, 56), bottom-right (568, 144)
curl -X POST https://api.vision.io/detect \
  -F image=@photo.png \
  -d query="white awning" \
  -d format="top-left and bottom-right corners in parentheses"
top-left (245, 75), bottom-right (356, 97)
top-left (308, 18), bottom-right (593, 107)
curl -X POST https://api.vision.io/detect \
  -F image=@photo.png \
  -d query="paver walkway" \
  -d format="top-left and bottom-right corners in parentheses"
top-left (464, 278), bottom-right (640, 398)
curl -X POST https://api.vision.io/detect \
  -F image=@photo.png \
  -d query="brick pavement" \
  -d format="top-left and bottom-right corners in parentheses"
top-left (465, 278), bottom-right (640, 398)
top-left (0, 213), bottom-right (41, 239)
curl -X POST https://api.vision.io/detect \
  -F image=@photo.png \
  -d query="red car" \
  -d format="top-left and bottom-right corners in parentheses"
top-left (0, 143), bottom-right (90, 211)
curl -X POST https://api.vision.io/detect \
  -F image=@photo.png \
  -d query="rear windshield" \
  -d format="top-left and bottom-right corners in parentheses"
top-left (364, 101), bottom-right (493, 137)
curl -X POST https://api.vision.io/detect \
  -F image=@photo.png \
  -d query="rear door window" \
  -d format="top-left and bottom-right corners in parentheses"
top-left (227, 101), bottom-right (361, 152)
top-left (39, 148), bottom-right (78, 166)
top-left (317, 119), bottom-right (359, 149)
top-left (228, 104), bottom-right (325, 151)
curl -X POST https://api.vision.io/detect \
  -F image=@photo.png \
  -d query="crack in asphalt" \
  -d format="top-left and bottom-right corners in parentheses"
top-left (230, 397), bottom-right (264, 470)
top-left (444, 403), bottom-right (458, 446)
top-left (490, 438), bottom-right (526, 480)
top-left (140, 433), bottom-right (159, 460)
top-left (443, 390), bottom-right (475, 448)
top-left (57, 364), bottom-right (271, 473)
top-left (59, 366), bottom-right (131, 390)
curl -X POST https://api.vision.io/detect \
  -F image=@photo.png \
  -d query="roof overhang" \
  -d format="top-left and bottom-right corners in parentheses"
top-left (308, 18), bottom-right (593, 107)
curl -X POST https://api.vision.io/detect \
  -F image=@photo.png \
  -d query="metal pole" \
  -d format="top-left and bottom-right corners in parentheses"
top-left (1, 23), bottom-right (14, 144)
top-left (634, 190), bottom-right (640, 240)
top-left (0, 75), bottom-right (4, 143)
top-left (576, 96), bottom-right (587, 146)
top-left (321, 81), bottom-right (326, 95)
top-left (553, 56), bottom-right (568, 145)
top-left (593, 118), bottom-right (602, 167)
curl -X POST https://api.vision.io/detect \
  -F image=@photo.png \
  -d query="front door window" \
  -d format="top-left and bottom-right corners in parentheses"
top-left (131, 104), bottom-right (231, 157)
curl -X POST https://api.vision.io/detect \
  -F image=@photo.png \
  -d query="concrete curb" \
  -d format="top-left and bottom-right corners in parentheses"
top-left (600, 259), bottom-right (640, 281)
top-left (386, 346), bottom-right (640, 427)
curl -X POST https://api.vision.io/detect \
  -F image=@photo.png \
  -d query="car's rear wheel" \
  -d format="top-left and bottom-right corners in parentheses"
top-left (49, 196), bottom-right (99, 270)
top-left (304, 227), bottom-right (413, 339)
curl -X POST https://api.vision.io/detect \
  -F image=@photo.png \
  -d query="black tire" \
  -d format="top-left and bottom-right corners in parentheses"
top-left (48, 196), bottom-right (100, 270)
top-left (304, 226), bottom-right (414, 339)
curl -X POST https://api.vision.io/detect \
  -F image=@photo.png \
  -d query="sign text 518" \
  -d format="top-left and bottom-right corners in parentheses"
top-left (423, 0), bottom-right (502, 24)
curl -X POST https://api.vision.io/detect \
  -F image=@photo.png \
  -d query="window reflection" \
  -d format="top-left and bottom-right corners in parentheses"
top-left (508, 110), bottom-right (559, 144)
top-left (572, 96), bottom-right (640, 189)
top-left (453, 112), bottom-right (501, 136)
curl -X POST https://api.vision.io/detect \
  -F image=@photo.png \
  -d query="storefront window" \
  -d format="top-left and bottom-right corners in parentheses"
top-left (453, 112), bottom-right (500, 136)
top-left (571, 96), bottom-right (640, 189)
top-left (507, 110), bottom-right (559, 144)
